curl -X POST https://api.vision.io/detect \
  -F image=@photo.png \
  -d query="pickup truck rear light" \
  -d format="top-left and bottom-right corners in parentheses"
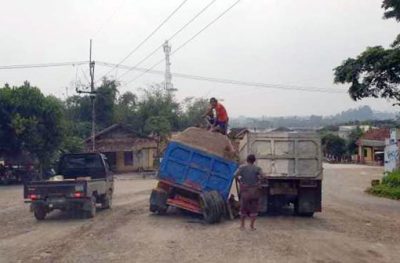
top-left (28, 194), bottom-right (40, 200)
top-left (73, 192), bottom-right (85, 198)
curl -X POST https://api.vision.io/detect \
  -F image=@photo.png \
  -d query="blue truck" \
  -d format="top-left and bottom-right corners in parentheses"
top-left (150, 128), bottom-right (238, 223)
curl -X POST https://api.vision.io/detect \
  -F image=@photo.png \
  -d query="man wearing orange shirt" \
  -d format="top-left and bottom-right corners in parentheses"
top-left (203, 97), bottom-right (229, 135)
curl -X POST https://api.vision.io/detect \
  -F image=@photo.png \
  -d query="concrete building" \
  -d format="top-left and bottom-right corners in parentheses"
top-left (85, 124), bottom-right (157, 173)
top-left (356, 128), bottom-right (390, 165)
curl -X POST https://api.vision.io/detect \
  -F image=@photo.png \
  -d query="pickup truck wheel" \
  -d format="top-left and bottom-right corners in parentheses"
top-left (33, 206), bottom-right (46, 221)
top-left (101, 192), bottom-right (112, 209)
top-left (85, 196), bottom-right (97, 218)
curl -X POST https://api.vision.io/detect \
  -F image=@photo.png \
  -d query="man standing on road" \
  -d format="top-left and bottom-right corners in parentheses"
top-left (203, 97), bottom-right (229, 135)
top-left (235, 154), bottom-right (263, 230)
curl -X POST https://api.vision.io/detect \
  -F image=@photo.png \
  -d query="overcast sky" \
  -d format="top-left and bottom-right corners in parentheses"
top-left (1, 0), bottom-right (399, 117)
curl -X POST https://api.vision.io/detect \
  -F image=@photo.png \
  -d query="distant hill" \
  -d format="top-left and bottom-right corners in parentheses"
top-left (230, 106), bottom-right (398, 129)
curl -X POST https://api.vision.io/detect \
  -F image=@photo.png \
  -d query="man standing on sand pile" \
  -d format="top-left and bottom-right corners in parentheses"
top-left (203, 97), bottom-right (229, 135)
top-left (235, 154), bottom-right (264, 231)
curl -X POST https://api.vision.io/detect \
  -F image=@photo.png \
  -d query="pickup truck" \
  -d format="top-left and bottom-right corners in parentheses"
top-left (24, 153), bottom-right (114, 220)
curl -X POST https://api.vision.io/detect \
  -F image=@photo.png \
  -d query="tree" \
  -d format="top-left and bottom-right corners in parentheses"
top-left (322, 134), bottom-right (346, 161)
top-left (334, 1), bottom-right (400, 103)
top-left (180, 97), bottom-right (209, 128)
top-left (114, 91), bottom-right (138, 124)
top-left (95, 78), bottom-right (119, 129)
top-left (0, 82), bottom-right (64, 172)
top-left (135, 84), bottom-right (181, 135)
top-left (347, 127), bottom-right (364, 155)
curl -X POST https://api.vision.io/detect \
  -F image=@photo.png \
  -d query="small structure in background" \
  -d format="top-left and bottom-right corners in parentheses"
top-left (338, 125), bottom-right (371, 140)
top-left (357, 128), bottom-right (390, 165)
top-left (85, 124), bottom-right (157, 173)
top-left (228, 128), bottom-right (249, 153)
top-left (384, 128), bottom-right (400, 172)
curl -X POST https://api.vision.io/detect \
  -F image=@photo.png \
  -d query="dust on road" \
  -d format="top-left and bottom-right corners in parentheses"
top-left (1, 165), bottom-right (400, 263)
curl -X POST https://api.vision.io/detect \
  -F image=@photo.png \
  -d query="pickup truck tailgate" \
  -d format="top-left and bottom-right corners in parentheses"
top-left (24, 181), bottom-right (85, 199)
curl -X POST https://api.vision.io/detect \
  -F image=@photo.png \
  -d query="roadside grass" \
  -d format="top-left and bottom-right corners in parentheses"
top-left (367, 170), bottom-right (400, 200)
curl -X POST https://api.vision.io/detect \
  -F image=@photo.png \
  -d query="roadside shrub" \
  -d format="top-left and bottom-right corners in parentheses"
top-left (382, 170), bottom-right (400, 188)
top-left (367, 170), bottom-right (400, 200)
top-left (367, 184), bottom-right (400, 200)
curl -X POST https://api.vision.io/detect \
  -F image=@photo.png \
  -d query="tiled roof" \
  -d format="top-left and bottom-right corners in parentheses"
top-left (357, 128), bottom-right (390, 145)
top-left (361, 128), bottom-right (390, 141)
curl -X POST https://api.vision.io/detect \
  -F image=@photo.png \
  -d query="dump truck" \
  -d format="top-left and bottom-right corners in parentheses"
top-left (237, 131), bottom-right (323, 216)
top-left (24, 153), bottom-right (114, 220)
top-left (150, 127), bottom-right (238, 223)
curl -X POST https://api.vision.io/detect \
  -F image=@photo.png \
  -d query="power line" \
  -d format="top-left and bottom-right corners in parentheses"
top-left (113, 0), bottom-right (217, 81)
top-left (100, 0), bottom-right (189, 80)
top-left (124, 0), bottom-right (242, 85)
top-left (0, 61), bottom-right (88, 70)
top-left (96, 61), bottom-right (346, 94)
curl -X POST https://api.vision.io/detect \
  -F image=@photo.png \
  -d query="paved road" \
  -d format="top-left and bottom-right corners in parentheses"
top-left (0, 164), bottom-right (399, 263)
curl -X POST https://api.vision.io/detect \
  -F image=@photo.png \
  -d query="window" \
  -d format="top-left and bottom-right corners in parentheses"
top-left (124, 152), bottom-right (133, 166)
top-left (363, 148), bottom-right (368, 157)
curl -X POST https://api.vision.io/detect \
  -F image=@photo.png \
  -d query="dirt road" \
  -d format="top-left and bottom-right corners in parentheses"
top-left (1, 164), bottom-right (400, 263)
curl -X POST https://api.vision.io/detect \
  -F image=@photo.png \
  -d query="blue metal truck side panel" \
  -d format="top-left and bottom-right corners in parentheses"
top-left (158, 142), bottom-right (238, 200)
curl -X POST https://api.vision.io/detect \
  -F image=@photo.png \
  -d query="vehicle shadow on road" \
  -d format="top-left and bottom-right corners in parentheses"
top-left (38, 207), bottom-right (111, 222)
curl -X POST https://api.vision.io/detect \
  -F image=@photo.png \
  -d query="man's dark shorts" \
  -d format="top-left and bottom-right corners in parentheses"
top-left (215, 120), bottom-right (227, 135)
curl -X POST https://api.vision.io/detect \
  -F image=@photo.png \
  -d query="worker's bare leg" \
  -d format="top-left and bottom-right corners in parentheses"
top-left (250, 215), bottom-right (256, 230)
top-left (240, 216), bottom-right (245, 230)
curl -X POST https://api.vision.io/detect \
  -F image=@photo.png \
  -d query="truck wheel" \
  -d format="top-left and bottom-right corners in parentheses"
top-left (209, 191), bottom-right (225, 222)
top-left (149, 189), bottom-right (168, 214)
top-left (101, 191), bottom-right (112, 209)
top-left (1, 177), bottom-right (9, 185)
top-left (34, 206), bottom-right (46, 221)
top-left (294, 200), bottom-right (314, 217)
top-left (200, 191), bottom-right (222, 224)
top-left (85, 196), bottom-right (97, 218)
top-left (298, 212), bottom-right (314, 217)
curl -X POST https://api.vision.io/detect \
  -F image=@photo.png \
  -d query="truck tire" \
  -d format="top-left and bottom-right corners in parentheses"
top-left (209, 191), bottom-right (225, 222)
top-left (298, 212), bottom-right (314, 217)
top-left (85, 196), bottom-right (97, 218)
top-left (33, 206), bottom-right (46, 221)
top-left (1, 177), bottom-right (9, 185)
top-left (101, 191), bottom-right (112, 209)
top-left (149, 189), bottom-right (168, 214)
top-left (199, 191), bottom-right (223, 224)
top-left (294, 200), bottom-right (314, 217)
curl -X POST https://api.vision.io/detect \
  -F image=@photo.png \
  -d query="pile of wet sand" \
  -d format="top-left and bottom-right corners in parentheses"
top-left (171, 127), bottom-right (236, 160)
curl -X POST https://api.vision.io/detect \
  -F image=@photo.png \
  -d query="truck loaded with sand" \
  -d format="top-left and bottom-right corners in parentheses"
top-left (150, 127), bottom-right (238, 223)
top-left (150, 127), bottom-right (323, 223)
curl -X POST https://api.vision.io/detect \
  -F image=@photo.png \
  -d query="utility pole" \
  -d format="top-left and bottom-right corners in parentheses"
top-left (77, 39), bottom-right (96, 152)
top-left (163, 40), bottom-right (173, 91)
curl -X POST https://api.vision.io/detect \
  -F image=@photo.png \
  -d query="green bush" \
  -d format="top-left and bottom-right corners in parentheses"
top-left (382, 170), bottom-right (400, 188)
top-left (367, 184), bottom-right (400, 200)
top-left (368, 170), bottom-right (400, 200)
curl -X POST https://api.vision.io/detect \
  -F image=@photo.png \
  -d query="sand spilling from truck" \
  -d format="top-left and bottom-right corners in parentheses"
top-left (171, 127), bottom-right (236, 160)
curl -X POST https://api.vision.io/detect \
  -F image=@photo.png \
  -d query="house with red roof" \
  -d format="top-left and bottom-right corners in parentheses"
top-left (356, 128), bottom-right (390, 165)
